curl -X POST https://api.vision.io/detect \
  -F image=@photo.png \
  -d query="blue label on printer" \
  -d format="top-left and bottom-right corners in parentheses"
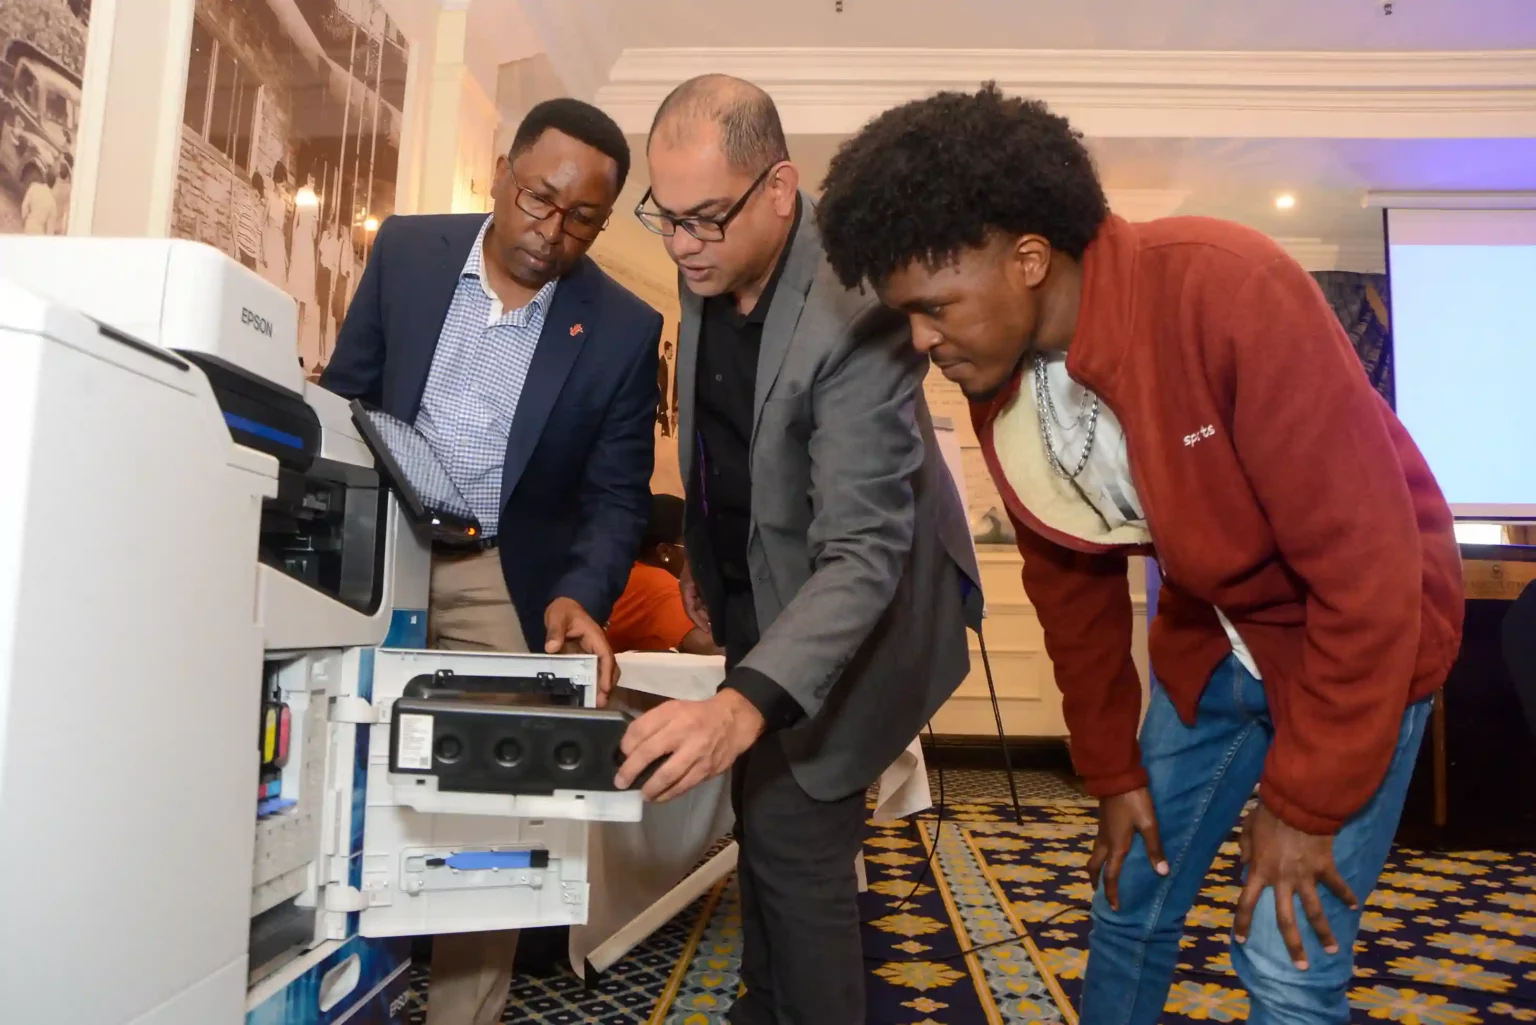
top-left (444, 850), bottom-right (536, 871)
top-left (245, 935), bottom-right (411, 1025)
top-left (346, 647), bottom-right (376, 938)
top-left (225, 411), bottom-right (305, 450)
top-left (381, 609), bottom-right (428, 649)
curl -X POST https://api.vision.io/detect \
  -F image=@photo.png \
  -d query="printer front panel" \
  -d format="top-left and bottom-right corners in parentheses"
top-left (311, 649), bottom-right (660, 940)
top-left (259, 493), bottom-right (429, 653)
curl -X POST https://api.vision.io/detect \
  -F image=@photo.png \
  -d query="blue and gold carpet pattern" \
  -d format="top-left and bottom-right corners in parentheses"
top-left (955, 803), bottom-right (1536, 1024)
top-left (397, 773), bottom-right (1536, 1023)
top-left (657, 801), bottom-right (1536, 1024)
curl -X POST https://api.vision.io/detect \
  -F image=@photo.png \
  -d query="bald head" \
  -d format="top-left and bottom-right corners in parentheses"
top-left (648, 74), bottom-right (789, 174)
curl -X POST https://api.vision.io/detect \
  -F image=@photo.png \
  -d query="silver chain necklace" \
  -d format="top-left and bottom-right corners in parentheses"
top-left (1033, 353), bottom-right (1100, 480)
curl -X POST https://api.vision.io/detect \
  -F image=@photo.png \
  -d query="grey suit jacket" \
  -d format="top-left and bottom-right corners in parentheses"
top-left (677, 196), bottom-right (984, 801)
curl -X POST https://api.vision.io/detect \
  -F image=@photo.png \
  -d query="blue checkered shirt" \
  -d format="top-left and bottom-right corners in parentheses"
top-left (416, 216), bottom-right (556, 537)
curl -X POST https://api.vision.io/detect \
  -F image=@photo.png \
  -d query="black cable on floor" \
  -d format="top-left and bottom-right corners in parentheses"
top-left (976, 625), bottom-right (1026, 827)
top-left (860, 615), bottom-right (1019, 924)
top-left (859, 723), bottom-right (944, 925)
top-left (859, 619), bottom-right (1033, 957)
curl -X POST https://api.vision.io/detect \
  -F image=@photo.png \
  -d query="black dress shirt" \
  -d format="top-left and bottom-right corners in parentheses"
top-left (694, 199), bottom-right (804, 732)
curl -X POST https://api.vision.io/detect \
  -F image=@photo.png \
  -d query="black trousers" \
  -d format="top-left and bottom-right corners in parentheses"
top-left (727, 733), bottom-right (869, 1025)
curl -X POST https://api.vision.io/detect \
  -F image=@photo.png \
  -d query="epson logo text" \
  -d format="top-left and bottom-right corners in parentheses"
top-left (241, 307), bottom-right (274, 337)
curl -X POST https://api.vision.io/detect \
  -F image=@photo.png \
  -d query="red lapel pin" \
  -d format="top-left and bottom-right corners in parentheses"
top-left (570, 323), bottom-right (584, 337)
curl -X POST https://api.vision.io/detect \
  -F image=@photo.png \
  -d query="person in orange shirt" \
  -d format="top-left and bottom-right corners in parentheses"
top-left (608, 495), bottom-right (722, 655)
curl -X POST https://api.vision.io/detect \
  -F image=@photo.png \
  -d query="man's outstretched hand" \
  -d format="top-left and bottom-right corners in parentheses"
top-left (1234, 802), bottom-right (1357, 970)
top-left (614, 690), bottom-right (764, 802)
top-left (544, 597), bottom-right (617, 704)
top-left (1088, 787), bottom-right (1170, 911)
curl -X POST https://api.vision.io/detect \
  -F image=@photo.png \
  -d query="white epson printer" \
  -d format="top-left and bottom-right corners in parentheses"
top-left (0, 239), bottom-right (643, 1025)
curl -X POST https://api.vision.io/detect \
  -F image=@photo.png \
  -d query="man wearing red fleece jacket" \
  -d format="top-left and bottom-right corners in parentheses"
top-left (816, 84), bottom-right (1465, 1024)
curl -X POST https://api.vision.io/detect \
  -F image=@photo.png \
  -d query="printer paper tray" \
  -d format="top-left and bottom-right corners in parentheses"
top-left (330, 648), bottom-right (625, 939)
top-left (384, 775), bottom-right (643, 822)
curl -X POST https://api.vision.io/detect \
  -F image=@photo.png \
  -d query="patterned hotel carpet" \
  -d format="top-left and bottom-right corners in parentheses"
top-left (399, 771), bottom-right (1536, 1024)
top-left (906, 805), bottom-right (1536, 1025)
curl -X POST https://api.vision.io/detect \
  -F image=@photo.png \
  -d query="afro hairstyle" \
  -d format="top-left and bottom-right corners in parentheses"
top-left (815, 83), bottom-right (1108, 290)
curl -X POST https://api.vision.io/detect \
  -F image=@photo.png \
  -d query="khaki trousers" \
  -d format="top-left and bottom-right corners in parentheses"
top-left (425, 546), bottom-right (528, 1025)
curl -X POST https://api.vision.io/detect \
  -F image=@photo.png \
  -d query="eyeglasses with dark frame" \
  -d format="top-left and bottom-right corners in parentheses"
top-left (508, 170), bottom-right (611, 242)
top-left (633, 164), bottom-right (776, 242)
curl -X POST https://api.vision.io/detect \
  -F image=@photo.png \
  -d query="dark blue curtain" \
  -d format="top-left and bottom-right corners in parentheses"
top-left (1311, 271), bottom-right (1394, 406)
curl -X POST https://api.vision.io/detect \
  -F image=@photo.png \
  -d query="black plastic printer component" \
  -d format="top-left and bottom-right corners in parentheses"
top-left (388, 700), bottom-right (656, 796)
top-left (257, 456), bottom-right (385, 617)
top-left (247, 898), bottom-right (316, 983)
top-left (403, 669), bottom-right (582, 707)
top-left (176, 350), bottom-right (320, 473)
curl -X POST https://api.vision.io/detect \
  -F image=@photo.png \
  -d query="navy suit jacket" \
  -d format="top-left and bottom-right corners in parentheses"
top-left (321, 213), bottom-right (663, 645)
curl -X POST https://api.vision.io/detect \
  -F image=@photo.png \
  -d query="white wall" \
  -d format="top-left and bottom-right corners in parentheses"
top-left (451, 75), bottom-right (499, 214)
top-left (72, 0), bottom-right (196, 236)
top-left (587, 216), bottom-right (683, 497)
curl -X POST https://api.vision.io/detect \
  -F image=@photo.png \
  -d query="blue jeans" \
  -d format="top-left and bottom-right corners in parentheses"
top-left (1078, 654), bottom-right (1431, 1025)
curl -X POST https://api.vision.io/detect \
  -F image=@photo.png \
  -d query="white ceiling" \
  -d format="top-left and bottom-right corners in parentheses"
top-left (466, 0), bottom-right (544, 96)
top-left (603, 134), bottom-right (1536, 277)
top-left (623, 135), bottom-right (1536, 232)
top-left (380, 0), bottom-right (544, 99)
top-left (1087, 136), bottom-right (1536, 260)
top-left (1083, 137), bottom-right (1536, 192)
top-left (410, 0), bottom-right (1536, 275)
top-left (517, 0), bottom-right (1536, 79)
top-left (772, 134), bottom-right (1536, 195)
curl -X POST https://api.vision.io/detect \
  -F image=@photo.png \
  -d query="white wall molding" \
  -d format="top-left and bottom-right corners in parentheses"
top-left (452, 72), bottom-right (501, 213)
top-left (1364, 190), bottom-right (1536, 209)
top-left (78, 0), bottom-right (197, 236)
top-left (1103, 189), bottom-right (1193, 221)
top-left (513, 1), bottom-right (618, 102)
top-left (69, 0), bottom-right (119, 235)
top-left (415, 5), bottom-right (472, 215)
top-left (393, 6), bottom-right (435, 216)
top-left (1274, 235), bottom-right (1387, 273)
top-left (596, 47), bottom-right (1536, 138)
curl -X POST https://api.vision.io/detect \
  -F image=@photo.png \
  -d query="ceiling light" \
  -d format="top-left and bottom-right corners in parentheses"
top-left (364, 217), bottom-right (380, 232)
top-left (1274, 193), bottom-right (1297, 211)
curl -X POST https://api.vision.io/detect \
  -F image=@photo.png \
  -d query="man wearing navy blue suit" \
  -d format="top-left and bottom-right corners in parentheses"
top-left (320, 98), bottom-right (662, 1025)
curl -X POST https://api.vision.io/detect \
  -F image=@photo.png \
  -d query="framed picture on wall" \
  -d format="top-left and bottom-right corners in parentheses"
top-left (0, 0), bottom-right (96, 236)
top-left (168, 0), bottom-right (411, 379)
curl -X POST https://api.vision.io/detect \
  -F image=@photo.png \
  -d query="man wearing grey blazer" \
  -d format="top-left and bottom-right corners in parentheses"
top-left (614, 75), bottom-right (982, 1024)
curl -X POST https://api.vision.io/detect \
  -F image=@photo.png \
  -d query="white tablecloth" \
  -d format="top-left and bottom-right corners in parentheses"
top-left (568, 652), bottom-right (932, 974)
